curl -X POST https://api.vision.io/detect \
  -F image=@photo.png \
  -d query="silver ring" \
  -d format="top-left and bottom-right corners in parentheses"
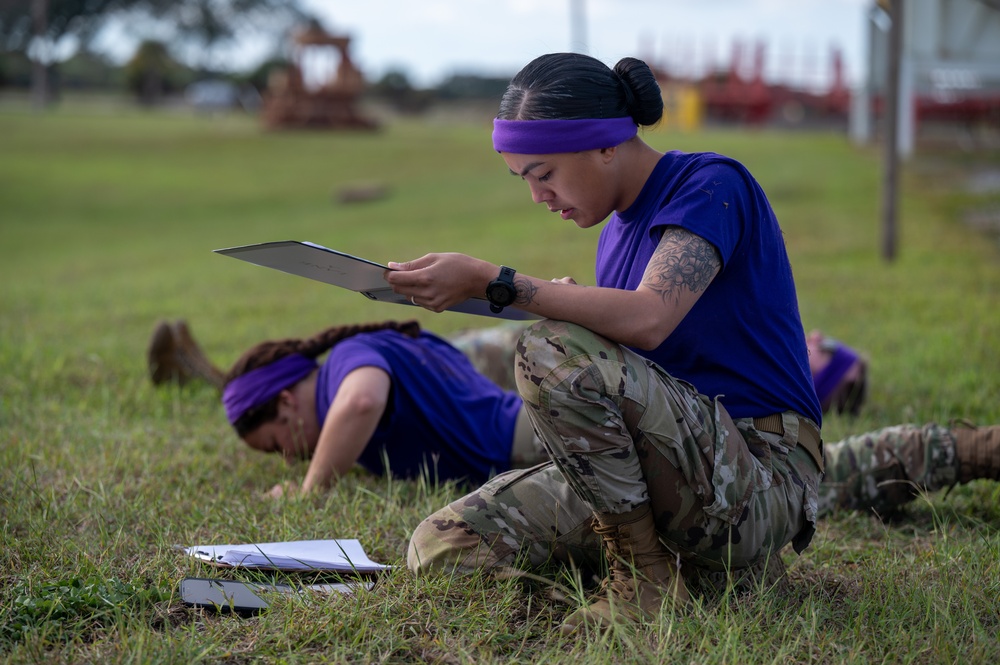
top-left (410, 296), bottom-right (417, 305)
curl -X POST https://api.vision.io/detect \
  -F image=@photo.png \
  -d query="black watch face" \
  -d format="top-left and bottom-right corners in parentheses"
top-left (487, 282), bottom-right (516, 306)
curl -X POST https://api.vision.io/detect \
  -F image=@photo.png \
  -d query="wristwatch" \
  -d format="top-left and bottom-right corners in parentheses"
top-left (485, 266), bottom-right (517, 313)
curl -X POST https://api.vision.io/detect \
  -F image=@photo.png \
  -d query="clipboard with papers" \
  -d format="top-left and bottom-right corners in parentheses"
top-left (214, 240), bottom-right (538, 321)
top-left (178, 538), bottom-right (390, 575)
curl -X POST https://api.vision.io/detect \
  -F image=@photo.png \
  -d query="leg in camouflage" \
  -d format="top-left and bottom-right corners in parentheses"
top-left (513, 321), bottom-right (820, 631)
top-left (818, 421), bottom-right (1000, 517)
top-left (407, 461), bottom-right (601, 574)
top-left (446, 322), bottom-right (528, 392)
top-left (514, 320), bottom-right (819, 568)
top-left (405, 458), bottom-right (790, 600)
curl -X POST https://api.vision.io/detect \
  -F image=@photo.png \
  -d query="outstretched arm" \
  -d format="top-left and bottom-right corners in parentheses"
top-left (300, 366), bottom-right (391, 494)
top-left (385, 226), bottom-right (720, 350)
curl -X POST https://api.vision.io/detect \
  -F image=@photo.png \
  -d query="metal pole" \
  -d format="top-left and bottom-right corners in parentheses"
top-left (30, 0), bottom-right (49, 111)
top-left (570, 0), bottom-right (587, 54)
top-left (881, 0), bottom-right (903, 262)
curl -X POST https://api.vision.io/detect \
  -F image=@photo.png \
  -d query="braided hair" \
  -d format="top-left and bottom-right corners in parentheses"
top-left (224, 320), bottom-right (421, 436)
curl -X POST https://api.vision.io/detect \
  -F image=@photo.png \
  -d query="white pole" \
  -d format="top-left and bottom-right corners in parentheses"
top-left (570, 0), bottom-right (588, 54)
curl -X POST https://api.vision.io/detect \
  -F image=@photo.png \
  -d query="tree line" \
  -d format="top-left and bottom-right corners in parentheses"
top-left (1, 0), bottom-right (307, 107)
top-left (0, 1), bottom-right (513, 111)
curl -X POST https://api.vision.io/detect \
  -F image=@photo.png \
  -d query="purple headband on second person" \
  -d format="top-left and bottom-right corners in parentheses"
top-left (492, 117), bottom-right (638, 154)
top-left (813, 343), bottom-right (860, 405)
top-left (222, 353), bottom-right (318, 425)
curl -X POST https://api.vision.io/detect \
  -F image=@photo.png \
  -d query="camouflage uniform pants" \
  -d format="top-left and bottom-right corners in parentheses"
top-left (446, 323), bottom-right (965, 522)
top-left (447, 322), bottom-right (527, 392)
top-left (410, 321), bottom-right (822, 575)
top-left (818, 422), bottom-right (958, 517)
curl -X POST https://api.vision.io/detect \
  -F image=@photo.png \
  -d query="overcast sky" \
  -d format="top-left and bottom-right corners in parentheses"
top-left (299, 0), bottom-right (873, 89)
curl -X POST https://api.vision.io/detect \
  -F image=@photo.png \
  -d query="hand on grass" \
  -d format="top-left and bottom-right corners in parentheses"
top-left (265, 480), bottom-right (300, 499)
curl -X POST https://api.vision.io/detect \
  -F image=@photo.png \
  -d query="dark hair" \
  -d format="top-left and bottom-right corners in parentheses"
top-left (497, 53), bottom-right (663, 127)
top-left (826, 358), bottom-right (868, 417)
top-left (224, 320), bottom-right (421, 436)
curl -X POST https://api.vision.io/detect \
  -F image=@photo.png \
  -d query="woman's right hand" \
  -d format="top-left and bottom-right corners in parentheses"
top-left (385, 253), bottom-right (497, 312)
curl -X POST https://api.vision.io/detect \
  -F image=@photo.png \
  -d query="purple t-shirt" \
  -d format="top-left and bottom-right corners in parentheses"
top-left (595, 151), bottom-right (821, 424)
top-left (315, 329), bottom-right (523, 484)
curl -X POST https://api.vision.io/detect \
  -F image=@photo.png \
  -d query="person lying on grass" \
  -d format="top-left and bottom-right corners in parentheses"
top-left (450, 324), bottom-right (1000, 517)
top-left (148, 318), bottom-right (548, 498)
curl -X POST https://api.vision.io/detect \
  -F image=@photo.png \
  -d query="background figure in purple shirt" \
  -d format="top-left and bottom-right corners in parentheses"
top-left (148, 318), bottom-right (546, 498)
top-left (449, 323), bottom-right (998, 520)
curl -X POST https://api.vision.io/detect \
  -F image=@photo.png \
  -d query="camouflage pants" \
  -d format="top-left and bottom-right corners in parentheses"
top-left (818, 422), bottom-right (958, 517)
top-left (410, 321), bottom-right (822, 575)
top-left (447, 322), bottom-right (527, 393)
top-left (447, 323), bottom-right (964, 520)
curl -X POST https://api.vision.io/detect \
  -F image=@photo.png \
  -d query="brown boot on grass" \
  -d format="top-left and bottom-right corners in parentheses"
top-left (559, 503), bottom-right (689, 635)
top-left (147, 319), bottom-right (225, 390)
top-left (954, 423), bottom-right (1000, 483)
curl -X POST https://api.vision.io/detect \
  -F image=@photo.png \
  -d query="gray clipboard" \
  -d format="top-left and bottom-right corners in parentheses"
top-left (214, 240), bottom-right (538, 321)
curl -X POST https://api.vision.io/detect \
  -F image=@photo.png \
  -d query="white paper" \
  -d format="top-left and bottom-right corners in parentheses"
top-left (181, 538), bottom-right (390, 573)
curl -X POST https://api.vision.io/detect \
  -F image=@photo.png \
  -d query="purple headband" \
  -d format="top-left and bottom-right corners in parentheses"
top-left (812, 343), bottom-right (860, 405)
top-left (222, 353), bottom-right (318, 425)
top-left (492, 117), bottom-right (638, 154)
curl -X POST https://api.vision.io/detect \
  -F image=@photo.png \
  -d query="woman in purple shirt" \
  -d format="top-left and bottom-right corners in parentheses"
top-left (218, 320), bottom-right (542, 496)
top-left (387, 52), bottom-right (824, 634)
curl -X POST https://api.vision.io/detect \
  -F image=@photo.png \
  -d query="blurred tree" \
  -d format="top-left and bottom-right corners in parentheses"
top-left (245, 53), bottom-right (289, 93)
top-left (0, 0), bottom-right (137, 106)
top-left (369, 68), bottom-right (434, 115)
top-left (0, 49), bottom-right (31, 87)
top-left (373, 69), bottom-right (413, 94)
top-left (126, 0), bottom-right (307, 74)
top-left (60, 47), bottom-right (119, 88)
top-left (122, 38), bottom-right (182, 105)
top-left (0, 0), bottom-right (306, 104)
top-left (0, 1), bottom-right (131, 53)
top-left (435, 73), bottom-right (510, 102)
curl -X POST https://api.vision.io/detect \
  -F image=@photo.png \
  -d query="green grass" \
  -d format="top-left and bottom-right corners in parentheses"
top-left (2, 101), bottom-right (999, 663)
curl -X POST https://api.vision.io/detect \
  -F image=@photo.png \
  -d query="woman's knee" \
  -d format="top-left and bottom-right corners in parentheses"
top-left (515, 320), bottom-right (611, 400)
top-left (406, 505), bottom-right (513, 575)
top-left (517, 321), bottom-right (601, 363)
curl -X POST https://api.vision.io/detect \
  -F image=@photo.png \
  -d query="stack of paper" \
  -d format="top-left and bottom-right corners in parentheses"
top-left (180, 539), bottom-right (390, 573)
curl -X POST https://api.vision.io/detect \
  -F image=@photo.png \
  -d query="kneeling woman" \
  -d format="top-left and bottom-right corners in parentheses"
top-left (221, 320), bottom-right (544, 495)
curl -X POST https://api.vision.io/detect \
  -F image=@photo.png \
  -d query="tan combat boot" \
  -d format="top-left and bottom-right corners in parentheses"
top-left (954, 423), bottom-right (1000, 483)
top-left (147, 319), bottom-right (225, 390)
top-left (560, 503), bottom-right (689, 635)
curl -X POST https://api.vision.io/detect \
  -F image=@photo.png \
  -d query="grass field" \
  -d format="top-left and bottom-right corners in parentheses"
top-left (1, 101), bottom-right (999, 663)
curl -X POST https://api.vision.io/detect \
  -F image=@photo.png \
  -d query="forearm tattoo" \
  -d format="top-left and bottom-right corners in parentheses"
top-left (513, 277), bottom-right (538, 306)
top-left (643, 227), bottom-right (721, 305)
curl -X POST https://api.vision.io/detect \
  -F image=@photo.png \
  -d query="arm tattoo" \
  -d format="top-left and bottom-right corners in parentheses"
top-left (513, 277), bottom-right (538, 307)
top-left (643, 227), bottom-right (721, 305)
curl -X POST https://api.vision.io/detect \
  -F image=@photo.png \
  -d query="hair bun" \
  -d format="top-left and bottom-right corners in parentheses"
top-left (613, 57), bottom-right (663, 127)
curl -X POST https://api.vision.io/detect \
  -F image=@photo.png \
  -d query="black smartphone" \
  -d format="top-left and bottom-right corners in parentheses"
top-left (179, 577), bottom-right (290, 616)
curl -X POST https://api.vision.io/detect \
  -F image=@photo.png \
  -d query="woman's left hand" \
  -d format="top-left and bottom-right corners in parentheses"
top-left (265, 480), bottom-right (300, 499)
top-left (385, 253), bottom-right (496, 312)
